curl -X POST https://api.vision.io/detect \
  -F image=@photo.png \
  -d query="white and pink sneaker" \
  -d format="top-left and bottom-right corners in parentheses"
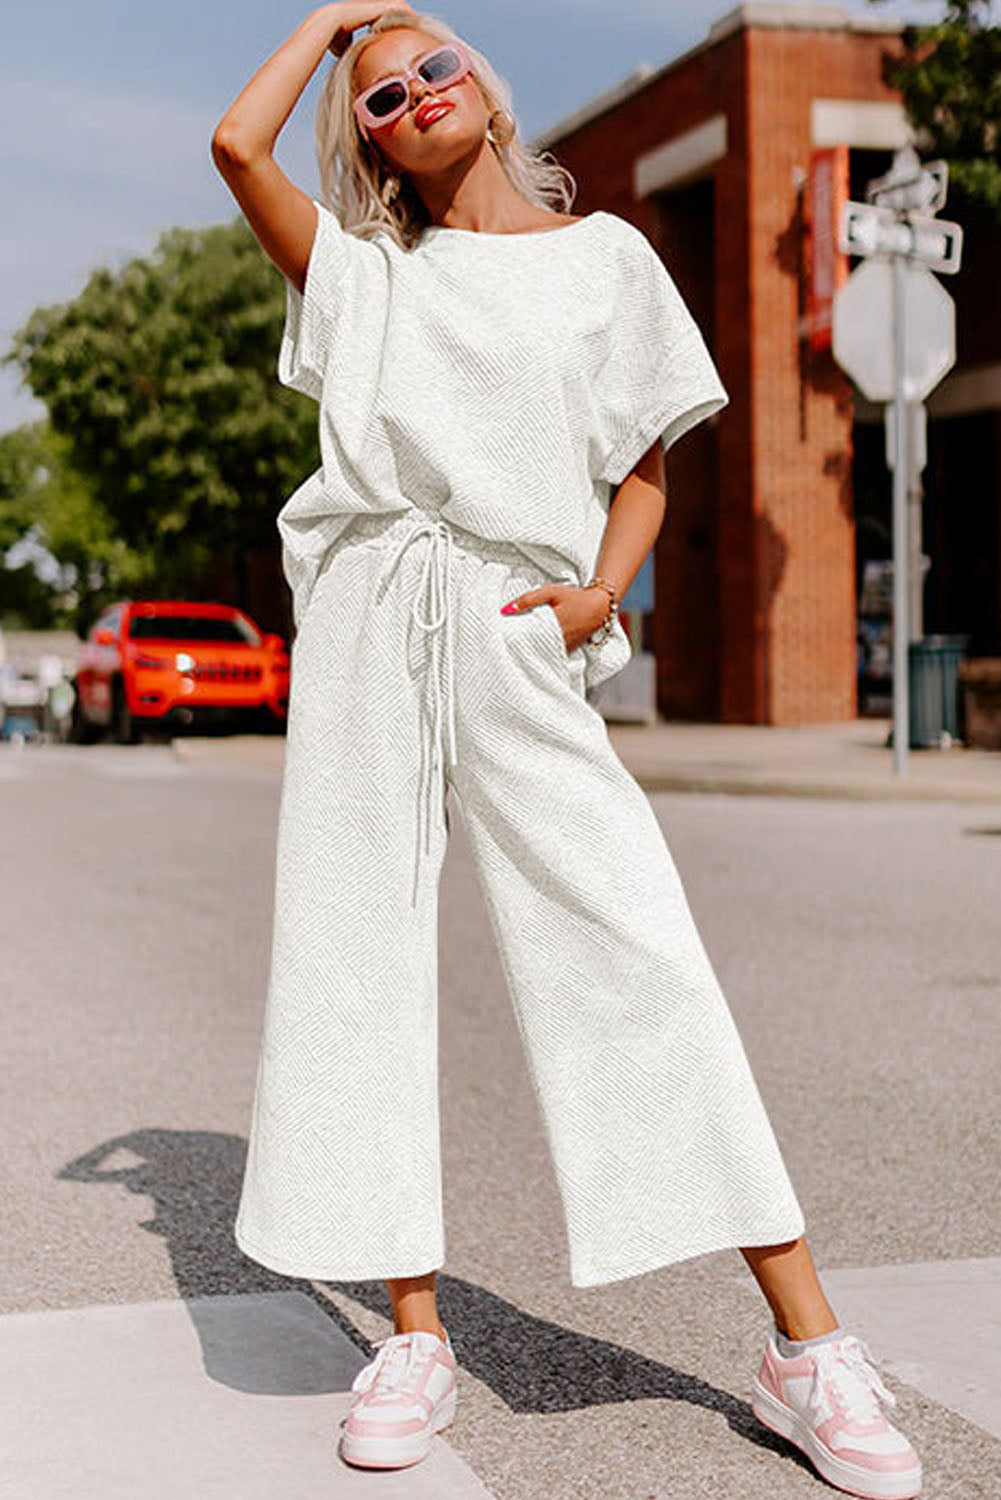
top-left (752, 1329), bottom-right (922, 1499)
top-left (338, 1326), bottom-right (458, 1469)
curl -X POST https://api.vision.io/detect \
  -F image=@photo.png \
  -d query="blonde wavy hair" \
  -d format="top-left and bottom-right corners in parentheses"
top-left (315, 8), bottom-right (576, 250)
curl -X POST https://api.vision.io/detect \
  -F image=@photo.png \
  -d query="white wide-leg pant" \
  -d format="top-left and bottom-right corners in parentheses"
top-left (234, 508), bottom-right (805, 1288)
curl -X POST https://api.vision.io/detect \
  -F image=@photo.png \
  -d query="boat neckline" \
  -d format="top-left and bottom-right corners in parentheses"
top-left (420, 211), bottom-right (607, 241)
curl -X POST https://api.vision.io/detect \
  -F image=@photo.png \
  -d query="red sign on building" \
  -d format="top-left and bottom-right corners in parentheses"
top-left (806, 145), bottom-right (849, 352)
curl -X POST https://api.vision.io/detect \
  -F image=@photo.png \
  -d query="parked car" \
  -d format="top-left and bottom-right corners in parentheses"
top-left (70, 600), bottom-right (290, 743)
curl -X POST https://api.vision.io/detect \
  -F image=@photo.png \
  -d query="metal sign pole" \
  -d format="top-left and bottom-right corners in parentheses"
top-left (907, 403), bottom-right (927, 642)
top-left (832, 145), bottom-right (963, 778)
top-left (891, 257), bottom-right (910, 776)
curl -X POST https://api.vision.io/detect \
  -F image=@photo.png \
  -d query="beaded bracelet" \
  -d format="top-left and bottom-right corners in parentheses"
top-left (583, 575), bottom-right (619, 647)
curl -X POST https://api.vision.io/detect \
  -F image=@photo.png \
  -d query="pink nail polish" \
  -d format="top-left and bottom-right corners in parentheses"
top-left (500, 602), bottom-right (518, 615)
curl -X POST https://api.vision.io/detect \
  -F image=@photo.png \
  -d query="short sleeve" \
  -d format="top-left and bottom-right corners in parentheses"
top-left (277, 200), bottom-right (353, 402)
top-left (593, 226), bottom-right (729, 486)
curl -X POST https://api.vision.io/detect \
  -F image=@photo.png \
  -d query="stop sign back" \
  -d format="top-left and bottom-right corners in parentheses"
top-left (831, 257), bottom-right (955, 402)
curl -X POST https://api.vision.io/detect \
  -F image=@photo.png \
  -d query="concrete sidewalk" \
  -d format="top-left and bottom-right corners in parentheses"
top-left (1, 1292), bottom-right (492, 1499)
top-left (607, 715), bottom-right (1001, 803)
top-left (171, 714), bottom-right (1001, 804)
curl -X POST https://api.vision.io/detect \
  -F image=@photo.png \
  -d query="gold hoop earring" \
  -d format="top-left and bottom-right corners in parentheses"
top-left (380, 174), bottom-right (400, 207)
top-left (485, 109), bottom-right (515, 147)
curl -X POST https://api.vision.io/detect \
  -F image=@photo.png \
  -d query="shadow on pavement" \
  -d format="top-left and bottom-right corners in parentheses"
top-left (57, 1127), bottom-right (814, 1476)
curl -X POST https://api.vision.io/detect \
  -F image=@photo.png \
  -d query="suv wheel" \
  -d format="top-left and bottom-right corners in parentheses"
top-left (68, 683), bottom-right (100, 744)
top-left (111, 678), bottom-right (139, 745)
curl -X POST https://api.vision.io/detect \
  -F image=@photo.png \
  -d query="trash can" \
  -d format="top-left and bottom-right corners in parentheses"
top-left (908, 634), bottom-right (969, 748)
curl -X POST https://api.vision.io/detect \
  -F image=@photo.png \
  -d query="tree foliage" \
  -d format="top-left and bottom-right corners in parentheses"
top-left (0, 421), bottom-right (152, 629)
top-left (5, 218), bottom-right (318, 600)
top-left (873, 0), bottom-right (1001, 218)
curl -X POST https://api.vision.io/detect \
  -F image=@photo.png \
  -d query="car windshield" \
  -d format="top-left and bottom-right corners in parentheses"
top-left (129, 614), bottom-right (260, 645)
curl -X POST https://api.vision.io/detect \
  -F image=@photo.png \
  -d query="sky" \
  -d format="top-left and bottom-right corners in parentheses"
top-left (1, 0), bottom-right (945, 434)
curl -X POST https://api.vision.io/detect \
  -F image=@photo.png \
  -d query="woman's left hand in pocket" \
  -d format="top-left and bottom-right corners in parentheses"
top-left (500, 584), bottom-right (610, 652)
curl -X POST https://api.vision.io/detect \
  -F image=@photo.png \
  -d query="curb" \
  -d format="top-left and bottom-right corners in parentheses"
top-left (630, 773), bottom-right (1001, 804)
top-left (168, 732), bottom-right (1001, 805)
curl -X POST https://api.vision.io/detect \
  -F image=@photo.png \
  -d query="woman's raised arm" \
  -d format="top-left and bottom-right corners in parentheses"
top-left (211, 3), bottom-right (413, 293)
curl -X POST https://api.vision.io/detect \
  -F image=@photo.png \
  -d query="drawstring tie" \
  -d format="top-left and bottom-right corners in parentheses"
top-left (375, 516), bottom-right (459, 887)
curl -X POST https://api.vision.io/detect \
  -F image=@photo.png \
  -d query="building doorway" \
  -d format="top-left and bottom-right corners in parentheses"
top-left (651, 177), bottom-right (721, 719)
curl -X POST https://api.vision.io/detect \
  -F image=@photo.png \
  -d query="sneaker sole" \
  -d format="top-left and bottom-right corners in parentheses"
top-left (338, 1387), bottom-right (457, 1469)
top-left (752, 1377), bottom-right (922, 1500)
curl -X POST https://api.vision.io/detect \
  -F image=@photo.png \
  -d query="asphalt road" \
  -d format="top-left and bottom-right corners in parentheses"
top-left (2, 739), bottom-right (999, 1498)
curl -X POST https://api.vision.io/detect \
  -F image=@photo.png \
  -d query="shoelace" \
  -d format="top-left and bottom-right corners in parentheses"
top-left (809, 1335), bottom-right (897, 1424)
top-left (351, 1331), bottom-right (443, 1397)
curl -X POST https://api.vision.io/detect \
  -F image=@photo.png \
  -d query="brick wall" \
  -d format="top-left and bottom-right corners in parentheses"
top-left (542, 15), bottom-right (908, 722)
top-left (744, 25), bottom-right (903, 722)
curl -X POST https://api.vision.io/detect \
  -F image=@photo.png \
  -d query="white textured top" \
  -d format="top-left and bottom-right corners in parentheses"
top-left (276, 202), bottom-right (729, 656)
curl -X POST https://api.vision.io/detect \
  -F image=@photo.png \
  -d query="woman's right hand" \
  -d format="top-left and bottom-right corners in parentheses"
top-left (212, 1), bottom-right (418, 293)
top-left (212, 4), bottom-right (415, 295)
top-left (324, 0), bottom-right (417, 59)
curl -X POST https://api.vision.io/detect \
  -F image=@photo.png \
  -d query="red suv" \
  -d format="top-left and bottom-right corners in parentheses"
top-left (71, 600), bottom-right (290, 742)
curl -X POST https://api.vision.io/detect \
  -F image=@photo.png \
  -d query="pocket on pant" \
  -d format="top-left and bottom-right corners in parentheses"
top-left (533, 603), bottom-right (588, 697)
top-left (535, 601), bottom-right (566, 656)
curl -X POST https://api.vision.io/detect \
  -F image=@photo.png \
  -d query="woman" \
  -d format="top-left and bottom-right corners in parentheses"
top-left (211, 7), bottom-right (921, 1495)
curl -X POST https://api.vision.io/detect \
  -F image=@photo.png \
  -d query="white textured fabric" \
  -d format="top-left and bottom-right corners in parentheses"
top-left (274, 203), bottom-right (729, 694)
top-left (234, 512), bottom-right (805, 1288)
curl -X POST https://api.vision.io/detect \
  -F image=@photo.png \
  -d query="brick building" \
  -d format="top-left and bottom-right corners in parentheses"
top-left (532, 1), bottom-right (1001, 724)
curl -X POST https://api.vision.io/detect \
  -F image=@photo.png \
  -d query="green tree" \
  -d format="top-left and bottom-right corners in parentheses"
top-left (871, 0), bottom-right (1001, 218)
top-left (0, 421), bottom-right (154, 630)
top-left (5, 218), bottom-right (318, 603)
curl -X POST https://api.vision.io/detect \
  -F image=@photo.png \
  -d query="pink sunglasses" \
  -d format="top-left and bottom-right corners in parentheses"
top-left (353, 41), bottom-right (473, 138)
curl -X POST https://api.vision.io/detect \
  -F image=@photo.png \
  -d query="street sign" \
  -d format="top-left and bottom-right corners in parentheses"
top-left (832, 257), bottom-right (955, 403)
top-left (840, 202), bottom-right (963, 273)
top-left (866, 145), bottom-right (948, 215)
top-left (829, 144), bottom-right (964, 778)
